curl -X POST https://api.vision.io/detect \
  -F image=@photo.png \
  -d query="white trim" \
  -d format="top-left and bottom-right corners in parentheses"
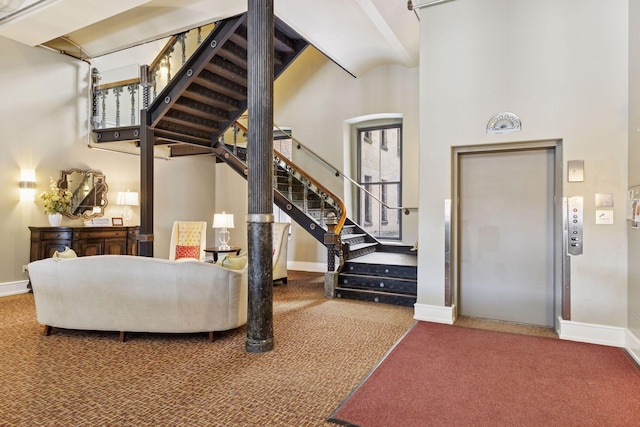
top-left (0, 280), bottom-right (30, 297)
top-left (344, 113), bottom-right (403, 125)
top-left (287, 261), bottom-right (326, 273)
top-left (626, 329), bottom-right (640, 365)
top-left (414, 303), bottom-right (456, 325)
top-left (558, 317), bottom-right (626, 347)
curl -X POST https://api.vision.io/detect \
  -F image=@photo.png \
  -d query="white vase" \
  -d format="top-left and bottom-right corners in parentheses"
top-left (48, 213), bottom-right (62, 227)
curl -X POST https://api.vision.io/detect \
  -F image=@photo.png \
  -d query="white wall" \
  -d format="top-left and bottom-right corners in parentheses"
top-left (418, 0), bottom-right (629, 327)
top-left (629, 0), bottom-right (640, 339)
top-left (0, 36), bottom-right (217, 287)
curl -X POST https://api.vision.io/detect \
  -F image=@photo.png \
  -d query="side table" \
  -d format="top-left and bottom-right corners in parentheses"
top-left (204, 246), bottom-right (242, 263)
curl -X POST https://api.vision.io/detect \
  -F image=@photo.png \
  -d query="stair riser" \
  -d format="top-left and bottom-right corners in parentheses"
top-left (342, 236), bottom-right (365, 245)
top-left (335, 289), bottom-right (416, 307)
top-left (345, 246), bottom-right (377, 259)
top-left (339, 276), bottom-right (417, 294)
top-left (344, 262), bottom-right (417, 279)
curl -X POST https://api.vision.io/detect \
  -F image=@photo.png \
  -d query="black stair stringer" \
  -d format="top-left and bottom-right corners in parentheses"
top-left (212, 141), bottom-right (328, 244)
top-left (148, 14), bottom-right (248, 133)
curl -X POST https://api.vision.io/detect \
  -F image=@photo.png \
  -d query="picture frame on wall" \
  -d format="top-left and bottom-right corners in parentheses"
top-left (112, 217), bottom-right (124, 226)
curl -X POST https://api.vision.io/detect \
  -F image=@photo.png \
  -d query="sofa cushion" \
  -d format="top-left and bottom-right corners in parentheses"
top-left (217, 253), bottom-right (248, 270)
top-left (53, 246), bottom-right (77, 259)
top-left (175, 245), bottom-right (200, 260)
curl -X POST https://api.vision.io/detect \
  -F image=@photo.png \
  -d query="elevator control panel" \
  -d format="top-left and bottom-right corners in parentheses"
top-left (568, 196), bottom-right (583, 255)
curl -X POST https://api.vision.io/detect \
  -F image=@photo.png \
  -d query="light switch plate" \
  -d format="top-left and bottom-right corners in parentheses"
top-left (567, 160), bottom-right (584, 182)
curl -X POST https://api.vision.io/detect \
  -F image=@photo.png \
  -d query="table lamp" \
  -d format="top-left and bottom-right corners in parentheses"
top-left (212, 212), bottom-right (234, 250)
top-left (116, 190), bottom-right (139, 224)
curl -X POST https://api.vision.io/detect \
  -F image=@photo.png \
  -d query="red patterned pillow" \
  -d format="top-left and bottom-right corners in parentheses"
top-left (175, 245), bottom-right (200, 260)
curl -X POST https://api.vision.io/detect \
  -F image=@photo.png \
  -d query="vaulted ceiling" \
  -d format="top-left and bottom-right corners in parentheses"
top-left (0, 0), bottom-right (419, 77)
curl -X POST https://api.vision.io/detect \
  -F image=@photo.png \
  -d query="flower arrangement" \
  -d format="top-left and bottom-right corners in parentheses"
top-left (39, 177), bottom-right (72, 214)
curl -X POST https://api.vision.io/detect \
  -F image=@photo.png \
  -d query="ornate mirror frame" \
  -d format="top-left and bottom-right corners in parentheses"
top-left (57, 169), bottom-right (109, 219)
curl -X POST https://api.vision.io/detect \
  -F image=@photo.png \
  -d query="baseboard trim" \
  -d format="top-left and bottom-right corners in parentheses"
top-left (626, 329), bottom-right (640, 365)
top-left (558, 318), bottom-right (626, 347)
top-left (414, 303), bottom-right (456, 325)
top-left (287, 261), bottom-right (326, 273)
top-left (0, 280), bottom-right (30, 297)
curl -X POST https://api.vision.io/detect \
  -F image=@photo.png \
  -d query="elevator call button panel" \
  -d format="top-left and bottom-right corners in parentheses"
top-left (568, 196), bottom-right (583, 255)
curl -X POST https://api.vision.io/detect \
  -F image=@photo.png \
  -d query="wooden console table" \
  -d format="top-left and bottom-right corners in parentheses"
top-left (29, 226), bottom-right (140, 261)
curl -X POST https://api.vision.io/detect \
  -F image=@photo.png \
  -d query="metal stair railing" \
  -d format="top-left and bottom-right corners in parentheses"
top-left (214, 119), bottom-right (347, 233)
top-left (274, 124), bottom-right (418, 216)
top-left (91, 23), bottom-right (215, 130)
top-left (212, 139), bottom-right (348, 271)
top-left (216, 120), bottom-right (417, 257)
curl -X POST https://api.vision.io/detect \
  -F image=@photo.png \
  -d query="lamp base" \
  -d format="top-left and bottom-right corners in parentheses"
top-left (218, 228), bottom-right (231, 250)
top-left (121, 205), bottom-right (133, 224)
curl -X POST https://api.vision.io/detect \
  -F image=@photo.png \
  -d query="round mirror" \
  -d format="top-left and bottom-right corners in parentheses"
top-left (57, 169), bottom-right (108, 219)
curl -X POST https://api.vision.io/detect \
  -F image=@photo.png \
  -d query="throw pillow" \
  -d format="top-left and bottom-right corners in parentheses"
top-left (53, 246), bottom-right (78, 260)
top-left (175, 245), bottom-right (200, 260)
top-left (218, 253), bottom-right (248, 270)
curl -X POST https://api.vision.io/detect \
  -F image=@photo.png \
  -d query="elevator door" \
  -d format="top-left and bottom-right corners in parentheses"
top-left (458, 148), bottom-right (554, 327)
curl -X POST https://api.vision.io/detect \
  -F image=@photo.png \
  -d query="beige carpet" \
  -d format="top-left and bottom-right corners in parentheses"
top-left (0, 271), bottom-right (414, 426)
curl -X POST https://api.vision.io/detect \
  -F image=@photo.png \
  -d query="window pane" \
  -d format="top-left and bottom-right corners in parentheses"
top-left (357, 124), bottom-right (402, 239)
top-left (360, 131), bottom-right (380, 181)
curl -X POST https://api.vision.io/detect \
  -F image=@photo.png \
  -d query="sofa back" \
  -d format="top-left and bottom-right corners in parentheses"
top-left (28, 255), bottom-right (248, 333)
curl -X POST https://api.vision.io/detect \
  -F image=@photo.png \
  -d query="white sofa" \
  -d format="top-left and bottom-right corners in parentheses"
top-left (27, 255), bottom-right (248, 341)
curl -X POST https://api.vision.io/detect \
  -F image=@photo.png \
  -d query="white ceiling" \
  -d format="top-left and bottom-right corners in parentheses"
top-left (0, 0), bottom-right (419, 76)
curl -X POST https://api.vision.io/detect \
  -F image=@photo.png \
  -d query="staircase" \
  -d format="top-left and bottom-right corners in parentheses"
top-left (91, 11), bottom-right (417, 307)
top-left (213, 142), bottom-right (418, 307)
top-left (93, 13), bottom-right (308, 156)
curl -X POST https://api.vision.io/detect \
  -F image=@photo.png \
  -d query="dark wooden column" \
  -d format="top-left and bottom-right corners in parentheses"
top-left (139, 109), bottom-right (154, 257)
top-left (246, 0), bottom-right (275, 353)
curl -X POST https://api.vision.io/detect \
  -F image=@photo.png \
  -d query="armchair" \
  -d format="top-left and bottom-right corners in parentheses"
top-left (169, 221), bottom-right (207, 261)
top-left (273, 222), bottom-right (290, 284)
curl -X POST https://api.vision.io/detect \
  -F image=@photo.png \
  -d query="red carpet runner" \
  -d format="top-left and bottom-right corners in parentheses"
top-left (328, 322), bottom-right (640, 427)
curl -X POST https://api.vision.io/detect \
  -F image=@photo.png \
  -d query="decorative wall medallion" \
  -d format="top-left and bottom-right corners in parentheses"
top-left (486, 112), bottom-right (522, 134)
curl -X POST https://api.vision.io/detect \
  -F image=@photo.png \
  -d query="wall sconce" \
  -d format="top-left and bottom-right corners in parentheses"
top-left (212, 212), bottom-right (234, 250)
top-left (19, 169), bottom-right (36, 201)
top-left (116, 190), bottom-right (139, 224)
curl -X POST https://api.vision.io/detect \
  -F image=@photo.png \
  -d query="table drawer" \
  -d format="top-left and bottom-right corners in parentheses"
top-left (41, 231), bottom-right (72, 240)
top-left (77, 230), bottom-right (127, 239)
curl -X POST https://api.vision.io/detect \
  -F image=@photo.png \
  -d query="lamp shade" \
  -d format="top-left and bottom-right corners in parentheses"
top-left (212, 212), bottom-right (234, 229)
top-left (116, 190), bottom-right (139, 206)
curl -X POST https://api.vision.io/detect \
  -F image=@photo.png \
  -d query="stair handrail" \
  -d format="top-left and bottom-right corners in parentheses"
top-left (272, 149), bottom-right (347, 236)
top-left (274, 124), bottom-right (417, 215)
